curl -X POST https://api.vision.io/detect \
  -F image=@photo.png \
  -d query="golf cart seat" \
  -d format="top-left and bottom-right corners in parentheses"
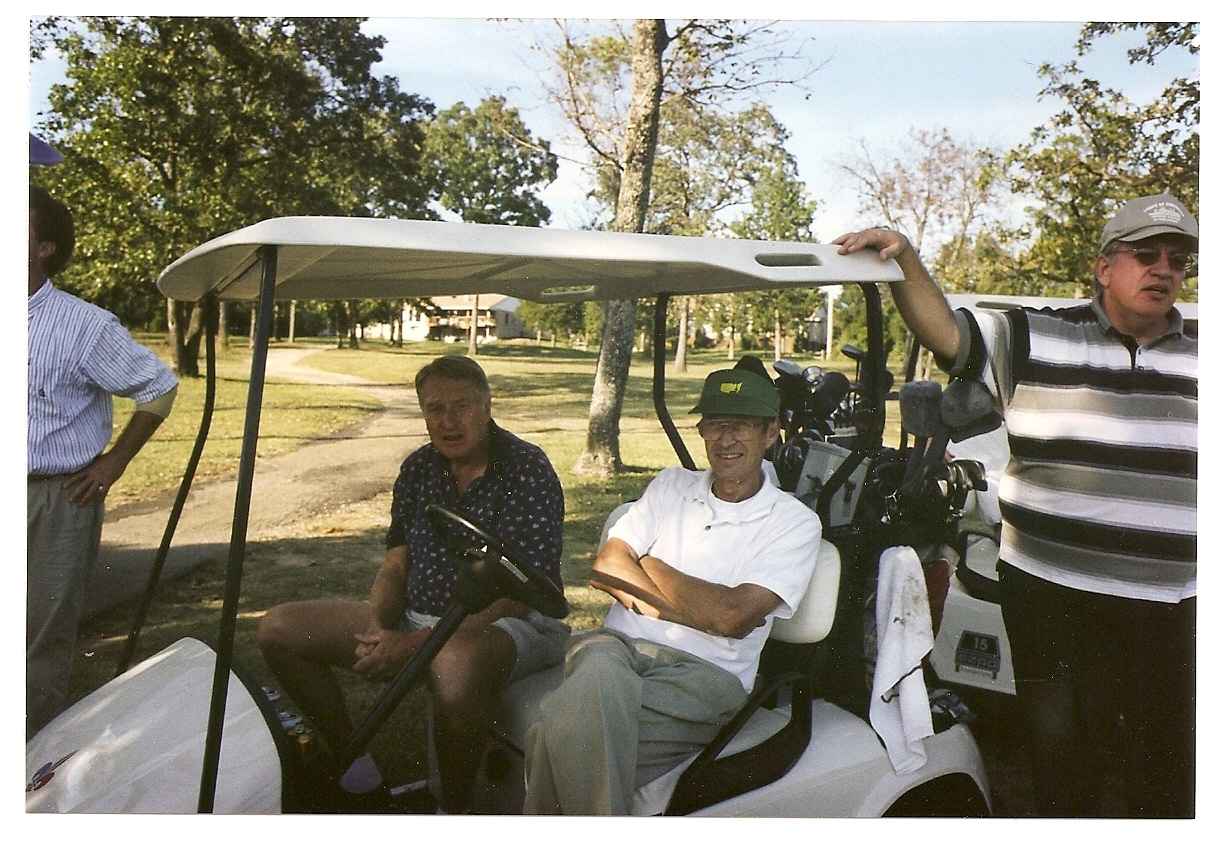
top-left (635, 534), bottom-right (841, 815)
top-left (473, 502), bottom-right (840, 815)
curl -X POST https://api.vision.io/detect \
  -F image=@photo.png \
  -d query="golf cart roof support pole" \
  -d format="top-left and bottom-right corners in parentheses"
top-left (859, 282), bottom-right (887, 454)
top-left (197, 245), bottom-right (278, 813)
top-left (652, 293), bottom-right (696, 471)
top-left (116, 292), bottom-right (220, 676)
top-left (341, 598), bottom-right (469, 771)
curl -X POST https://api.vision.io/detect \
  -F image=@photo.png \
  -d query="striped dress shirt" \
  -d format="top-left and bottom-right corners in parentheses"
top-left (28, 281), bottom-right (178, 476)
top-left (951, 296), bottom-right (1197, 603)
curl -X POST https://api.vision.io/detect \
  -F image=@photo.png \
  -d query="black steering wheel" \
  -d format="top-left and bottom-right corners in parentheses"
top-left (426, 504), bottom-right (569, 620)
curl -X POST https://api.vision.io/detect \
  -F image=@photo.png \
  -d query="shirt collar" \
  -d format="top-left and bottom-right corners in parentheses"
top-left (28, 279), bottom-right (54, 307)
top-left (1090, 289), bottom-right (1185, 342)
top-left (690, 469), bottom-right (780, 523)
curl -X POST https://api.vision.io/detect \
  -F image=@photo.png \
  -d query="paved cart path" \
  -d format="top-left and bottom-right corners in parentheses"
top-left (86, 348), bottom-right (427, 620)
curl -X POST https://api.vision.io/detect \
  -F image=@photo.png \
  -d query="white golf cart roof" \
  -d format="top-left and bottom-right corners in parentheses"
top-left (156, 216), bottom-right (904, 303)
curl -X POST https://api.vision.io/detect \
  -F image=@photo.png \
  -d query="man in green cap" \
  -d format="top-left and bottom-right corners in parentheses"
top-left (523, 369), bottom-right (821, 814)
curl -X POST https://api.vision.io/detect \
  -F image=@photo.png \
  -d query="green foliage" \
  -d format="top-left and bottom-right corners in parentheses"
top-left (515, 301), bottom-right (585, 345)
top-left (724, 133), bottom-right (822, 356)
top-left (1003, 22), bottom-right (1199, 295)
top-left (31, 17), bottom-right (568, 374)
top-left (33, 17), bottom-right (435, 332)
top-left (29, 15), bottom-right (437, 378)
top-left (424, 97), bottom-right (558, 226)
top-left (933, 231), bottom-right (1021, 297)
top-left (831, 285), bottom-right (898, 360)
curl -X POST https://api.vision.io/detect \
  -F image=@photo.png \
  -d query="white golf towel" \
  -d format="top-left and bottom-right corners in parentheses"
top-left (869, 545), bottom-right (935, 774)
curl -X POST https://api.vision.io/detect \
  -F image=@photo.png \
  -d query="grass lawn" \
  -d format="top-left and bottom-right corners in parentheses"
top-left (104, 336), bottom-right (380, 512)
top-left (68, 336), bottom-right (911, 793)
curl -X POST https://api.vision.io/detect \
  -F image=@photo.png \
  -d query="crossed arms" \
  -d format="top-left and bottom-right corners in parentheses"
top-left (590, 538), bottom-right (782, 640)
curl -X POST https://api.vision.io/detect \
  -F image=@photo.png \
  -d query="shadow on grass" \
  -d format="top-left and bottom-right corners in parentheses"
top-left (67, 490), bottom-right (635, 792)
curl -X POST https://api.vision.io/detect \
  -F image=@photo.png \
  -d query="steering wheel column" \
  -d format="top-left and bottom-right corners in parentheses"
top-left (340, 505), bottom-right (567, 769)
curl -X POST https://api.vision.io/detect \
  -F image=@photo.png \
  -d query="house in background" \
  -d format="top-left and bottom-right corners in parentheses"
top-left (363, 294), bottom-right (527, 343)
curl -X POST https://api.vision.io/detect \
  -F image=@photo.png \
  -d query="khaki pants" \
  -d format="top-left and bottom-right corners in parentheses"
top-left (523, 628), bottom-right (747, 815)
top-left (27, 477), bottom-right (103, 739)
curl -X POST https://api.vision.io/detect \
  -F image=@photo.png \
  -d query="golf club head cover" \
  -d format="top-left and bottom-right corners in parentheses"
top-left (736, 354), bottom-right (775, 384)
top-left (898, 380), bottom-right (943, 437)
top-left (772, 435), bottom-right (809, 491)
top-left (940, 378), bottom-right (1002, 442)
top-left (814, 370), bottom-right (851, 418)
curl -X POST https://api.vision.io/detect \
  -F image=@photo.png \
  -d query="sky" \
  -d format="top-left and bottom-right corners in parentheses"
top-left (22, 9), bottom-right (1201, 243)
top-left (355, 15), bottom-right (1197, 239)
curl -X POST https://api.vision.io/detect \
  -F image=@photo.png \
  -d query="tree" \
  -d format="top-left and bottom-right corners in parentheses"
top-left (834, 127), bottom-right (1005, 373)
top-left (532, 18), bottom-right (817, 475)
top-left (1004, 22), bottom-right (1199, 298)
top-left (514, 301), bottom-right (585, 346)
top-left (423, 97), bottom-right (559, 353)
top-left (570, 19), bottom-right (668, 476)
top-left (32, 16), bottom-right (434, 376)
top-left (426, 97), bottom-right (558, 227)
top-left (836, 127), bottom-right (1005, 264)
top-left (728, 151), bottom-right (821, 360)
top-left (641, 101), bottom-right (821, 368)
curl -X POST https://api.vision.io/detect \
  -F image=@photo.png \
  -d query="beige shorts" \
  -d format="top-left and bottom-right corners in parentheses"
top-left (401, 608), bottom-right (571, 682)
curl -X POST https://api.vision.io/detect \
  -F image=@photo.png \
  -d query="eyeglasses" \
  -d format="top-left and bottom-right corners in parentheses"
top-left (696, 418), bottom-right (768, 440)
top-left (1109, 244), bottom-right (1195, 273)
top-left (422, 399), bottom-right (482, 421)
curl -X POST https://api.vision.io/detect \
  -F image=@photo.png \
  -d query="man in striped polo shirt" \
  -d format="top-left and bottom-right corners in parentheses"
top-left (833, 194), bottom-right (1197, 818)
top-left (27, 185), bottom-right (179, 739)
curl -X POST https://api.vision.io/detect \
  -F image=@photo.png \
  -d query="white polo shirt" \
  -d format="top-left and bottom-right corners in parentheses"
top-left (603, 467), bottom-right (820, 691)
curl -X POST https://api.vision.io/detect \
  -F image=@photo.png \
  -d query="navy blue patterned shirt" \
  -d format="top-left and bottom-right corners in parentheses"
top-left (387, 422), bottom-right (564, 616)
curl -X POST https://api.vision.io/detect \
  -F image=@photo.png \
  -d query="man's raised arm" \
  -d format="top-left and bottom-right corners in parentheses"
top-left (833, 228), bottom-right (961, 365)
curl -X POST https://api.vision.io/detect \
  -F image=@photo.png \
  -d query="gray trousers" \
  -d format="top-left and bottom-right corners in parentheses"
top-left (27, 478), bottom-right (103, 739)
top-left (523, 628), bottom-right (747, 815)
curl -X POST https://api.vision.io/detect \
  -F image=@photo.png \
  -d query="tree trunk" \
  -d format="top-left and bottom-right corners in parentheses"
top-left (167, 298), bottom-right (203, 378)
top-left (673, 297), bottom-right (689, 372)
top-left (773, 304), bottom-right (783, 360)
top-left (218, 301), bottom-right (229, 349)
top-left (468, 294), bottom-right (479, 356)
top-left (573, 19), bottom-right (669, 477)
top-left (825, 289), bottom-right (834, 360)
top-left (346, 301), bottom-right (360, 349)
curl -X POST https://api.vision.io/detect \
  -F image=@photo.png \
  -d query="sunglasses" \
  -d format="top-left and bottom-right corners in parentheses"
top-left (1108, 244), bottom-right (1195, 273)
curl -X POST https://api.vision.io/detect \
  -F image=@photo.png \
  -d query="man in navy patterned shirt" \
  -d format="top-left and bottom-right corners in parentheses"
top-left (259, 355), bottom-right (566, 812)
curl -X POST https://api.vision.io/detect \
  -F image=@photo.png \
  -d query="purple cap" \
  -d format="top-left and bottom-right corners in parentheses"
top-left (30, 134), bottom-right (63, 165)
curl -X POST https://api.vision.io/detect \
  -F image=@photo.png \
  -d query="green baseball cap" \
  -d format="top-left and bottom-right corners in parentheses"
top-left (691, 369), bottom-right (780, 418)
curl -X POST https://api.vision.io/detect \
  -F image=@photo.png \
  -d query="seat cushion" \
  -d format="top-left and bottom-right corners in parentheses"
top-left (770, 539), bottom-right (839, 644)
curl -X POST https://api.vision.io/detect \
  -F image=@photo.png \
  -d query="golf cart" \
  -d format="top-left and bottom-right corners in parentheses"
top-left (27, 218), bottom-right (992, 816)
